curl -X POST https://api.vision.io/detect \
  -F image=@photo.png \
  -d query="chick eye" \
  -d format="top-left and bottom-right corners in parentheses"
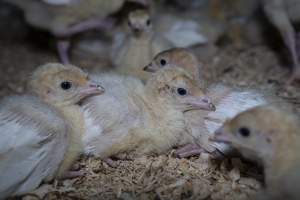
top-left (160, 59), bottom-right (167, 66)
top-left (60, 81), bottom-right (72, 90)
top-left (146, 19), bottom-right (151, 26)
top-left (177, 88), bottom-right (187, 96)
top-left (238, 127), bottom-right (251, 138)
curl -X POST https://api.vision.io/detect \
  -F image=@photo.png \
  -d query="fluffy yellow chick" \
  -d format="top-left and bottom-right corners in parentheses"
top-left (144, 48), bottom-right (270, 157)
top-left (112, 9), bottom-right (172, 81)
top-left (263, 0), bottom-right (300, 83)
top-left (0, 63), bottom-right (104, 199)
top-left (5, 0), bottom-right (126, 63)
top-left (211, 106), bottom-right (300, 200)
top-left (82, 67), bottom-right (215, 160)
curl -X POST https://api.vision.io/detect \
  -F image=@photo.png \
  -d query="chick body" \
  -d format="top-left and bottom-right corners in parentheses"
top-left (5, 0), bottom-right (124, 34)
top-left (82, 67), bottom-right (214, 158)
top-left (0, 95), bottom-right (68, 198)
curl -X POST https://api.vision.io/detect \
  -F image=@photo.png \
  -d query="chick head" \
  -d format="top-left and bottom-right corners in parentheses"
top-left (146, 66), bottom-right (215, 112)
top-left (144, 48), bottom-right (200, 81)
top-left (27, 63), bottom-right (104, 106)
top-left (127, 9), bottom-right (152, 35)
top-left (211, 106), bottom-right (299, 162)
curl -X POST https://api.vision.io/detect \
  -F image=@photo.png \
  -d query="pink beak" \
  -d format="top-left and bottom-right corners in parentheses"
top-left (185, 95), bottom-right (216, 111)
top-left (209, 127), bottom-right (231, 144)
top-left (79, 80), bottom-right (105, 97)
top-left (143, 63), bottom-right (156, 72)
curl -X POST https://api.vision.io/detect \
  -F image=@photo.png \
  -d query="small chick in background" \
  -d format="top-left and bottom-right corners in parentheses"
top-left (263, 0), bottom-right (300, 83)
top-left (112, 9), bottom-right (172, 82)
top-left (211, 106), bottom-right (300, 200)
top-left (0, 63), bottom-right (104, 199)
top-left (82, 67), bottom-right (215, 161)
top-left (145, 48), bottom-right (271, 157)
top-left (4, 0), bottom-right (126, 64)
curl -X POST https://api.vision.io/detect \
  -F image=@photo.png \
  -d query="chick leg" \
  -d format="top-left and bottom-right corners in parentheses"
top-left (284, 28), bottom-right (300, 84)
top-left (175, 143), bottom-right (205, 158)
top-left (264, 2), bottom-right (300, 83)
top-left (54, 18), bottom-right (115, 38)
top-left (56, 39), bottom-right (71, 64)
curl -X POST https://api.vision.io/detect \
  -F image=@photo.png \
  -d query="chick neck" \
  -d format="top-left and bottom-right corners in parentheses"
top-left (130, 28), bottom-right (154, 41)
top-left (49, 102), bottom-right (84, 177)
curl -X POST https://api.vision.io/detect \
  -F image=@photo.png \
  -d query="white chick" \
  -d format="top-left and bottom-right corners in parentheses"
top-left (0, 63), bottom-right (104, 199)
top-left (144, 48), bottom-right (271, 157)
top-left (4, 0), bottom-right (126, 63)
top-left (82, 67), bottom-right (215, 160)
top-left (263, 0), bottom-right (300, 83)
top-left (211, 105), bottom-right (300, 200)
top-left (112, 9), bottom-right (172, 81)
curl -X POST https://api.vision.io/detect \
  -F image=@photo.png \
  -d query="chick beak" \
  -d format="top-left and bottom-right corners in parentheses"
top-left (79, 80), bottom-right (105, 97)
top-left (143, 63), bottom-right (156, 72)
top-left (209, 127), bottom-right (231, 144)
top-left (186, 95), bottom-right (216, 111)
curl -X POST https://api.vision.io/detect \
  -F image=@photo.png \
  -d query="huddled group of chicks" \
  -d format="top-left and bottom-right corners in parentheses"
top-left (1, 0), bottom-right (300, 200)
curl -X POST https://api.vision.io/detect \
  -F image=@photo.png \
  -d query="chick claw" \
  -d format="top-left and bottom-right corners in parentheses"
top-left (175, 143), bottom-right (205, 158)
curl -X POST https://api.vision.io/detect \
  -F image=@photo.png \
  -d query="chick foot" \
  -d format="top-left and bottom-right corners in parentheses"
top-left (175, 143), bottom-right (205, 158)
top-left (59, 170), bottom-right (86, 180)
top-left (287, 67), bottom-right (300, 85)
top-left (103, 158), bottom-right (119, 168)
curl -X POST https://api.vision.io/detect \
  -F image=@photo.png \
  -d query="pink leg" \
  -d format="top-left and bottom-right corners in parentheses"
top-left (283, 29), bottom-right (300, 84)
top-left (53, 18), bottom-right (115, 38)
top-left (56, 39), bottom-right (70, 64)
top-left (175, 143), bottom-right (206, 158)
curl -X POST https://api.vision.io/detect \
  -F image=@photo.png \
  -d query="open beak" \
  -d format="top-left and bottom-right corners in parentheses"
top-left (185, 95), bottom-right (216, 111)
top-left (143, 63), bottom-right (156, 72)
top-left (79, 80), bottom-right (105, 97)
top-left (209, 127), bottom-right (232, 144)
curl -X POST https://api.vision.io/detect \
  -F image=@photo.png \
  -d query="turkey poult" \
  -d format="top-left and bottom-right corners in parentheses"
top-left (0, 63), bottom-right (104, 199)
top-left (82, 67), bottom-right (215, 161)
top-left (4, 0), bottom-right (126, 64)
top-left (211, 106), bottom-right (300, 200)
top-left (112, 9), bottom-right (172, 82)
top-left (144, 48), bottom-right (271, 157)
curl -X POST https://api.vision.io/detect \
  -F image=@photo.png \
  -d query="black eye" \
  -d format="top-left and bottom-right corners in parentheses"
top-left (146, 19), bottom-right (151, 26)
top-left (160, 59), bottom-right (167, 66)
top-left (238, 127), bottom-right (251, 137)
top-left (177, 88), bottom-right (187, 96)
top-left (61, 81), bottom-right (72, 90)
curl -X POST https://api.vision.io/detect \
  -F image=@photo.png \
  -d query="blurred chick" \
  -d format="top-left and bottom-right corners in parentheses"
top-left (4, 0), bottom-right (126, 64)
top-left (0, 63), bottom-right (103, 199)
top-left (144, 48), bottom-right (270, 157)
top-left (263, 0), bottom-right (300, 83)
top-left (112, 9), bottom-right (172, 82)
top-left (211, 106), bottom-right (300, 200)
top-left (82, 67), bottom-right (215, 160)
